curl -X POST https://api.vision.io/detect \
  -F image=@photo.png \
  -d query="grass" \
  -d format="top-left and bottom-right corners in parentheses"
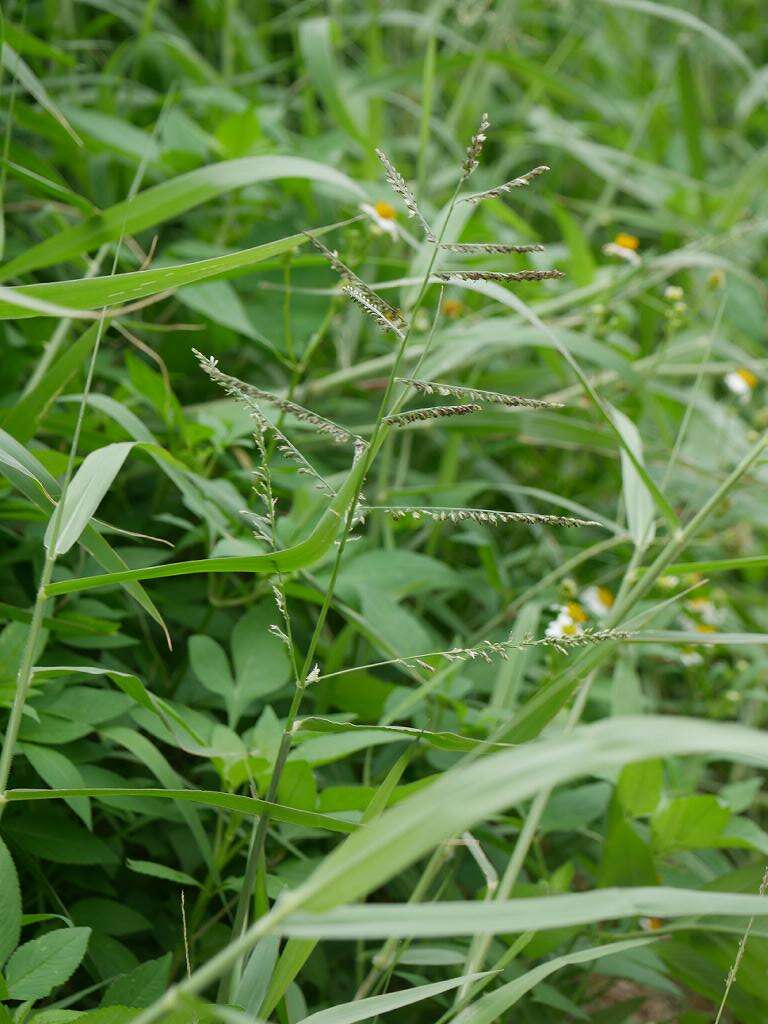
top-left (1, 2), bottom-right (768, 1022)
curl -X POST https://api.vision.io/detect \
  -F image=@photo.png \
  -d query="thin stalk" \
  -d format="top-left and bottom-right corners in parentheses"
top-left (0, 96), bottom-right (170, 808)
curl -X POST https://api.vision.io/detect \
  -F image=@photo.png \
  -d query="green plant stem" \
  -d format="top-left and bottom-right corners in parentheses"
top-left (212, 178), bottom-right (464, 1009)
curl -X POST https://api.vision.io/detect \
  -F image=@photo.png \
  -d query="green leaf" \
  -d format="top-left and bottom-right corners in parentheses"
top-left (21, 743), bottom-right (91, 827)
top-left (0, 222), bottom-right (344, 321)
top-left (189, 634), bottom-right (234, 700)
top-left (125, 859), bottom-right (200, 888)
top-left (296, 973), bottom-right (492, 1024)
top-left (231, 604), bottom-right (291, 720)
top-left (298, 19), bottom-right (368, 150)
top-left (295, 717), bottom-right (512, 755)
top-left (1, 324), bottom-right (100, 443)
top-left (0, 158), bottom-right (363, 281)
top-left (607, 405), bottom-right (655, 548)
top-left (44, 455), bottom-right (366, 596)
top-left (652, 795), bottom-right (731, 852)
top-left (616, 759), bottom-right (663, 817)
top-left (5, 787), bottom-right (357, 835)
top-left (5, 927), bottom-right (91, 1000)
top-left (44, 442), bottom-right (134, 554)
top-left (452, 940), bottom-right (651, 1024)
top-left (279, 888), bottom-right (768, 940)
top-left (235, 937), bottom-right (280, 1015)
top-left (102, 955), bottom-right (171, 1009)
top-left (0, 835), bottom-right (22, 965)
top-left (0, 43), bottom-right (81, 145)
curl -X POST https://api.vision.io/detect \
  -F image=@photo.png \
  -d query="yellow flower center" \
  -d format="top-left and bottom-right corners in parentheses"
top-left (646, 917), bottom-right (664, 931)
top-left (563, 622), bottom-right (579, 636)
top-left (737, 369), bottom-right (758, 389)
top-left (567, 601), bottom-right (588, 623)
top-left (614, 232), bottom-right (639, 250)
top-left (442, 298), bottom-right (463, 318)
top-left (596, 586), bottom-right (614, 608)
top-left (696, 624), bottom-right (716, 634)
top-left (374, 200), bottom-right (396, 220)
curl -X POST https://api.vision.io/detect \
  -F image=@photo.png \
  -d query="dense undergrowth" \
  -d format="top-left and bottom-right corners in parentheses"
top-left (1, 2), bottom-right (768, 1023)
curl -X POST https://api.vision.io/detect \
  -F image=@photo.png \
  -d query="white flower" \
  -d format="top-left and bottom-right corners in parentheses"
top-left (602, 242), bottom-right (641, 266)
top-left (685, 597), bottom-right (719, 626)
top-left (725, 369), bottom-right (757, 404)
top-left (360, 201), bottom-right (399, 240)
top-left (581, 585), bottom-right (614, 618)
top-left (680, 650), bottom-right (703, 667)
top-left (545, 601), bottom-right (586, 639)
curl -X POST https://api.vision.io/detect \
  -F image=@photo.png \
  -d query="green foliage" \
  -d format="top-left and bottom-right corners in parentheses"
top-left (1, 2), bottom-right (768, 1023)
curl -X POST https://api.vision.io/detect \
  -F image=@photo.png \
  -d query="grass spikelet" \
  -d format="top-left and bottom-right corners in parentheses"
top-left (437, 242), bottom-right (544, 254)
top-left (194, 349), bottom-right (360, 446)
top-left (194, 352), bottom-right (335, 496)
top-left (396, 378), bottom-right (564, 410)
top-left (462, 111), bottom-right (490, 179)
top-left (375, 147), bottom-right (432, 237)
top-left (461, 164), bottom-right (551, 205)
top-left (436, 269), bottom-right (564, 283)
top-left (306, 230), bottom-right (406, 332)
top-left (372, 505), bottom-right (599, 528)
top-left (343, 283), bottom-right (405, 340)
top-left (383, 404), bottom-right (482, 427)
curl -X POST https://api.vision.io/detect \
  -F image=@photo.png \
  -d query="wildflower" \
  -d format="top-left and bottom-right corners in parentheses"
top-left (725, 369), bottom-right (758, 403)
top-left (581, 585), bottom-right (614, 618)
top-left (566, 601), bottom-right (588, 623)
top-left (546, 601), bottom-right (586, 639)
top-left (640, 917), bottom-right (664, 932)
top-left (664, 285), bottom-right (684, 301)
top-left (442, 298), bottom-right (464, 318)
top-left (602, 238), bottom-right (641, 266)
top-left (686, 597), bottom-right (719, 626)
top-left (680, 650), bottom-right (703, 667)
top-left (360, 200), bottom-right (398, 240)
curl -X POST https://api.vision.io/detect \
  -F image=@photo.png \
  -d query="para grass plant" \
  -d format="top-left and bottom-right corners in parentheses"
top-left (1, 3), bottom-right (768, 1024)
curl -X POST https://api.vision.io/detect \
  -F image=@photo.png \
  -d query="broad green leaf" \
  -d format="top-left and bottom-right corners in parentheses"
top-left (5, 927), bottom-right (91, 1000)
top-left (452, 940), bottom-right (651, 1024)
top-left (0, 158), bottom-right (363, 281)
top-left (44, 455), bottom-right (366, 596)
top-left (280, 887), bottom-right (768, 940)
top-left (0, 835), bottom-right (22, 965)
top-left (102, 954), bottom-right (171, 1009)
top-left (189, 635), bottom-right (234, 700)
top-left (616, 759), bottom-right (663, 817)
top-left (259, 714), bottom-right (768, 1010)
top-left (21, 743), bottom-right (91, 827)
top-left (297, 972), bottom-right (492, 1024)
top-left (652, 795), bottom-right (731, 852)
top-left (231, 604), bottom-right (291, 719)
top-left (44, 442), bottom-right (134, 554)
top-left (5, 787), bottom-right (357, 835)
top-left (32, 666), bottom-right (204, 745)
top-left (0, 429), bottom-right (166, 634)
top-left (0, 222), bottom-right (341, 320)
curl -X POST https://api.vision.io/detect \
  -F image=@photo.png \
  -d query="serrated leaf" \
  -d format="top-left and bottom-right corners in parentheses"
top-left (5, 927), bottom-right (91, 1000)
